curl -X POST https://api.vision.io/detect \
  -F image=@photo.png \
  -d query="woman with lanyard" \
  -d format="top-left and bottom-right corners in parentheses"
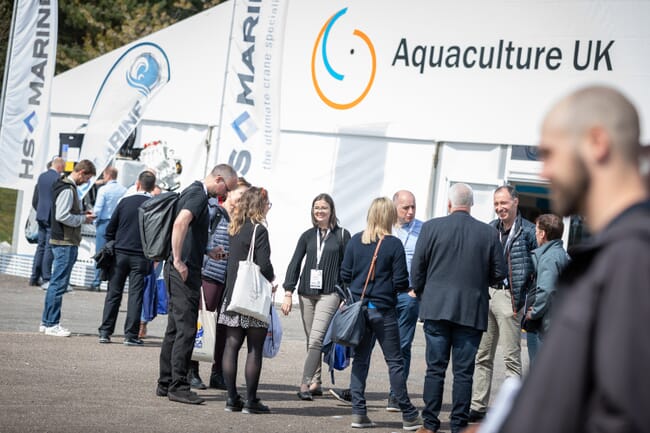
top-left (282, 193), bottom-right (350, 401)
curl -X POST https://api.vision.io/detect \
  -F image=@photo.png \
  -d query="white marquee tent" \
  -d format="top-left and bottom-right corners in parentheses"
top-left (4, 0), bottom-right (650, 286)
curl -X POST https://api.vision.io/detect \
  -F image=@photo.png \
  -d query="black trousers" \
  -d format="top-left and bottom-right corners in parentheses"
top-left (158, 263), bottom-right (201, 392)
top-left (98, 252), bottom-right (151, 339)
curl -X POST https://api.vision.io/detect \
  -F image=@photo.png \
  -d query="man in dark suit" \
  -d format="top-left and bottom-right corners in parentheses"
top-left (411, 183), bottom-right (506, 433)
top-left (30, 157), bottom-right (65, 287)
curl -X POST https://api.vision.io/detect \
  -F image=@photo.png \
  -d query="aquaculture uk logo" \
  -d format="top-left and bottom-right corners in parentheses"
top-left (311, 7), bottom-right (376, 110)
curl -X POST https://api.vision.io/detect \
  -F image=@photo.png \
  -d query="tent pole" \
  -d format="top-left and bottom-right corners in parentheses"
top-left (211, 0), bottom-right (238, 172)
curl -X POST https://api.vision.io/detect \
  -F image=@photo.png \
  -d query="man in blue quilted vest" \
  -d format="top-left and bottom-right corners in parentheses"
top-left (469, 184), bottom-right (536, 422)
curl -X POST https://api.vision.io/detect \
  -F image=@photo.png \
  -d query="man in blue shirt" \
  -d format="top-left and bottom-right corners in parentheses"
top-left (387, 190), bottom-right (423, 411)
top-left (92, 166), bottom-right (126, 290)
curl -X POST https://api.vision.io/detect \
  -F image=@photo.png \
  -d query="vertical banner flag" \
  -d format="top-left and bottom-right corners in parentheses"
top-left (79, 42), bottom-right (170, 196)
top-left (0, 0), bottom-right (58, 191)
top-left (214, 0), bottom-right (287, 184)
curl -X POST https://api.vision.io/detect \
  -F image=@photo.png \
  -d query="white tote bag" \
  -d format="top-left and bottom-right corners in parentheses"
top-left (227, 224), bottom-right (272, 324)
top-left (191, 287), bottom-right (217, 362)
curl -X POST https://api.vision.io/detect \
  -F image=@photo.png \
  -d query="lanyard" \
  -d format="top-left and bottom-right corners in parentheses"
top-left (316, 228), bottom-right (330, 267)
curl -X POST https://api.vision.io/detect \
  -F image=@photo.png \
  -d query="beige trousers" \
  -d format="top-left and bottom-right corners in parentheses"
top-left (470, 287), bottom-right (522, 413)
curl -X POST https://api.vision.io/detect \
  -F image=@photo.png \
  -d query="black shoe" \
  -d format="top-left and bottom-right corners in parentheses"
top-left (168, 390), bottom-right (205, 405)
top-left (188, 370), bottom-right (207, 390)
top-left (468, 409), bottom-right (486, 423)
top-left (123, 337), bottom-right (144, 346)
top-left (156, 384), bottom-right (169, 397)
top-left (243, 398), bottom-right (270, 414)
top-left (209, 371), bottom-right (227, 390)
top-left (225, 394), bottom-right (244, 412)
top-left (29, 279), bottom-right (42, 286)
top-left (329, 388), bottom-right (352, 404)
top-left (98, 333), bottom-right (111, 344)
top-left (386, 394), bottom-right (400, 412)
top-left (297, 391), bottom-right (313, 401)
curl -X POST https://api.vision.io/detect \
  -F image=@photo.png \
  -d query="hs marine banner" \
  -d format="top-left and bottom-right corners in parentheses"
top-left (78, 41), bottom-right (170, 196)
top-left (214, 0), bottom-right (287, 184)
top-left (0, 0), bottom-right (58, 191)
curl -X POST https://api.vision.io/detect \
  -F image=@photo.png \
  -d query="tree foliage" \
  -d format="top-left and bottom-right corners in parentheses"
top-left (0, 0), bottom-right (225, 90)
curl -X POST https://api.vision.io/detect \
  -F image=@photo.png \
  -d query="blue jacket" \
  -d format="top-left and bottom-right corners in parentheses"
top-left (491, 213), bottom-right (537, 311)
top-left (340, 233), bottom-right (408, 310)
top-left (34, 168), bottom-right (61, 225)
top-left (412, 211), bottom-right (506, 331)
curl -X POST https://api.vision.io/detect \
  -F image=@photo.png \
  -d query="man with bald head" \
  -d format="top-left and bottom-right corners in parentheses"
top-left (411, 183), bottom-right (506, 433)
top-left (384, 190), bottom-right (423, 411)
top-left (496, 86), bottom-right (650, 432)
top-left (30, 157), bottom-right (65, 287)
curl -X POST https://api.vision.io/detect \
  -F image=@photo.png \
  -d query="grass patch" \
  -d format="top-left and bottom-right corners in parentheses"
top-left (0, 187), bottom-right (18, 244)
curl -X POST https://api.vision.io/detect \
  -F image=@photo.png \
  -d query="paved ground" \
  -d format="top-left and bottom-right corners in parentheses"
top-left (0, 274), bottom-right (520, 433)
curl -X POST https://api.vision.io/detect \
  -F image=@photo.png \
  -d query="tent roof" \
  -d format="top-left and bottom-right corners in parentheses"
top-left (51, 2), bottom-right (233, 126)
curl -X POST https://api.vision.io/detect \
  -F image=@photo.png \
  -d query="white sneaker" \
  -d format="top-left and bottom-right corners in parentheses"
top-left (40, 281), bottom-right (49, 290)
top-left (44, 324), bottom-right (71, 337)
top-left (65, 285), bottom-right (74, 293)
top-left (38, 323), bottom-right (46, 333)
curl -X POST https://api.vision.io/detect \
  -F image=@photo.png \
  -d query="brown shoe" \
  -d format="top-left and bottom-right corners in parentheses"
top-left (138, 322), bottom-right (147, 339)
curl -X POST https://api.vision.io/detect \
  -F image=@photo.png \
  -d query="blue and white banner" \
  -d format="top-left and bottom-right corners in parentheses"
top-left (79, 42), bottom-right (170, 194)
top-left (0, 0), bottom-right (58, 191)
top-left (214, 0), bottom-right (287, 184)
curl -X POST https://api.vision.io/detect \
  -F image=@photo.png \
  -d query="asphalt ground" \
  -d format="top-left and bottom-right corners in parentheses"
top-left (0, 274), bottom-right (518, 433)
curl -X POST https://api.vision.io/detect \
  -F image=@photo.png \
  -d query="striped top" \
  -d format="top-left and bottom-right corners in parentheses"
top-left (201, 205), bottom-right (230, 283)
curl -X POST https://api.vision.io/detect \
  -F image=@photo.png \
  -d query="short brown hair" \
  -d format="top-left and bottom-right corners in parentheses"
top-left (73, 159), bottom-right (96, 176)
top-left (536, 214), bottom-right (564, 240)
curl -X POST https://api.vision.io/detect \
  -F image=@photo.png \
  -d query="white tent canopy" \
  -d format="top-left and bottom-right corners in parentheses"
top-left (7, 0), bottom-right (650, 287)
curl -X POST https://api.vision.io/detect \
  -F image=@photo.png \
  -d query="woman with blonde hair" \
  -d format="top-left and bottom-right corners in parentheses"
top-left (340, 197), bottom-right (422, 430)
top-left (218, 187), bottom-right (276, 414)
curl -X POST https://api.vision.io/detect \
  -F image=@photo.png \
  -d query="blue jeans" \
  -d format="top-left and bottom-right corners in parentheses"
top-left (422, 320), bottom-right (482, 433)
top-left (93, 219), bottom-right (110, 287)
top-left (41, 245), bottom-right (78, 327)
top-left (395, 292), bottom-right (420, 382)
top-left (526, 331), bottom-right (541, 364)
top-left (350, 307), bottom-right (418, 420)
top-left (30, 222), bottom-right (52, 283)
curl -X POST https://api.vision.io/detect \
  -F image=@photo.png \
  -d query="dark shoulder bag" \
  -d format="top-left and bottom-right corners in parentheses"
top-left (331, 237), bottom-right (383, 347)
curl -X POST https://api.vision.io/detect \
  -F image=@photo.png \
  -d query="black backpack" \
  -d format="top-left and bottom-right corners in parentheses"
top-left (138, 192), bottom-right (179, 261)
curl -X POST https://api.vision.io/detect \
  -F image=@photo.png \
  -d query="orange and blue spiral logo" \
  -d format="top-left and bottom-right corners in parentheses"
top-left (311, 8), bottom-right (376, 110)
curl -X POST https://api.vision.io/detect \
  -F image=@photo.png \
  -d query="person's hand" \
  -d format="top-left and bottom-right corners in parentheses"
top-left (173, 258), bottom-right (188, 282)
top-left (525, 307), bottom-right (533, 321)
top-left (281, 292), bottom-right (292, 315)
top-left (207, 246), bottom-right (227, 261)
top-left (408, 289), bottom-right (417, 298)
top-left (84, 211), bottom-right (96, 224)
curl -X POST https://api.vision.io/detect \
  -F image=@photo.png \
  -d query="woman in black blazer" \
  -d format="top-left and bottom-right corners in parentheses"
top-left (218, 187), bottom-right (275, 414)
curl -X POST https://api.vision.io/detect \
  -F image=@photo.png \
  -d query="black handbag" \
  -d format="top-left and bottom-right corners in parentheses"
top-left (331, 238), bottom-right (383, 347)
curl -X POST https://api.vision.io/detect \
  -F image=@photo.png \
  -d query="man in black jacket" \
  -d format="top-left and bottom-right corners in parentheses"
top-left (470, 185), bottom-right (536, 422)
top-left (157, 164), bottom-right (237, 405)
top-left (494, 86), bottom-right (650, 433)
top-left (412, 183), bottom-right (506, 433)
top-left (98, 170), bottom-right (156, 346)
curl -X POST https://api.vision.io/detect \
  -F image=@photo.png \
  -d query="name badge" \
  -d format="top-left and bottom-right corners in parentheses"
top-left (310, 269), bottom-right (323, 290)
